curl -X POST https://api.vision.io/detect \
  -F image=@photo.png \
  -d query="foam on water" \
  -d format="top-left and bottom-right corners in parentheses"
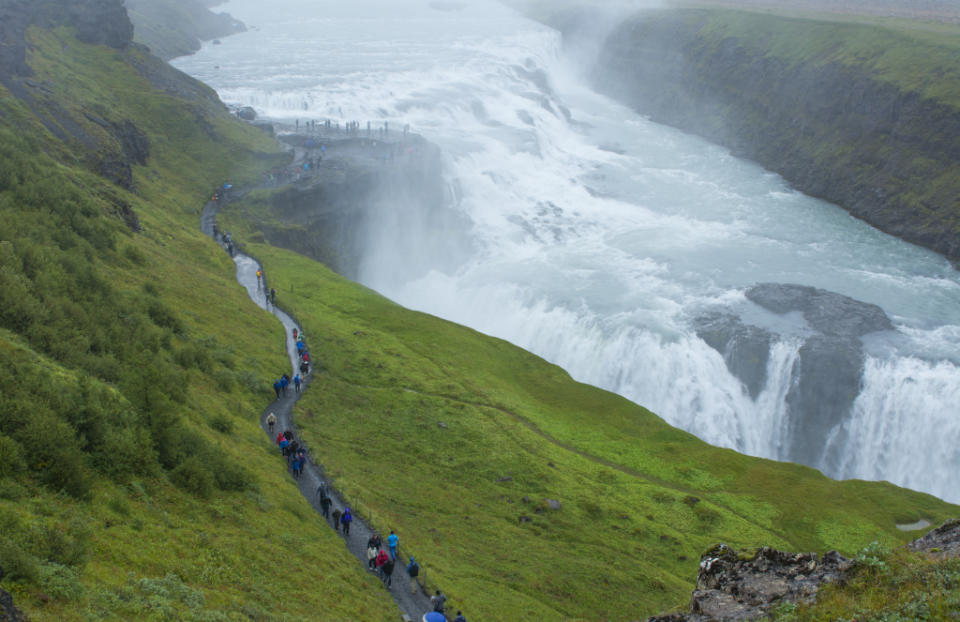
top-left (175, 0), bottom-right (960, 503)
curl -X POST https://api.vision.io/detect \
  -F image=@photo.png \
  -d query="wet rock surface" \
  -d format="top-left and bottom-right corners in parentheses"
top-left (909, 519), bottom-right (960, 558)
top-left (693, 283), bottom-right (894, 467)
top-left (746, 283), bottom-right (892, 337)
top-left (694, 312), bottom-right (773, 399)
top-left (648, 544), bottom-right (852, 622)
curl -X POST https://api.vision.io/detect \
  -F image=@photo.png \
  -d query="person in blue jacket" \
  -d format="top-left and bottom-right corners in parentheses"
top-left (387, 530), bottom-right (399, 560)
top-left (340, 507), bottom-right (353, 536)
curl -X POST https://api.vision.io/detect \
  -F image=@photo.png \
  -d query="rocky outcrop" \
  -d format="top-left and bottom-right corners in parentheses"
top-left (694, 284), bottom-right (893, 466)
top-left (0, 0), bottom-right (132, 78)
top-left (745, 284), bottom-right (892, 337)
top-left (649, 544), bottom-right (852, 621)
top-left (909, 519), bottom-right (960, 559)
top-left (0, 566), bottom-right (27, 622)
top-left (562, 8), bottom-right (960, 265)
top-left (125, 0), bottom-right (246, 61)
top-left (246, 134), bottom-right (471, 281)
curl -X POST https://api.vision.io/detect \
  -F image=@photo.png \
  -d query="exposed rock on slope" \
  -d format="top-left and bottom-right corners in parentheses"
top-left (125, 0), bottom-right (246, 61)
top-left (909, 518), bottom-right (960, 558)
top-left (649, 544), bottom-right (852, 621)
top-left (0, 0), bottom-right (132, 78)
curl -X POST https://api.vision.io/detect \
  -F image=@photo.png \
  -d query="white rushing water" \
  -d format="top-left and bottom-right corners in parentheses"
top-left (174, 0), bottom-right (960, 504)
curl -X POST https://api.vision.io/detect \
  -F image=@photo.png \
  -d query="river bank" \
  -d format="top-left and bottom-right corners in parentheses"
top-left (544, 6), bottom-right (960, 265)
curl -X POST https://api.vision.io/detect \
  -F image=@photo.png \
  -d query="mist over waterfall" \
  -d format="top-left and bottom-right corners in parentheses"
top-left (175, 0), bottom-right (960, 504)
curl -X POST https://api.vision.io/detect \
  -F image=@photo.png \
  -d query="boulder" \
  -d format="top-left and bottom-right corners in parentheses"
top-left (648, 544), bottom-right (852, 622)
top-left (909, 519), bottom-right (960, 558)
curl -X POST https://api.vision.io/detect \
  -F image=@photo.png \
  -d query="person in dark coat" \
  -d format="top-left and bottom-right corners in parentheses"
top-left (382, 556), bottom-right (395, 587)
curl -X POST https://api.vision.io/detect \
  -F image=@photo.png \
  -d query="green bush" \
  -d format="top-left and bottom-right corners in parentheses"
top-left (170, 456), bottom-right (214, 498)
top-left (0, 540), bottom-right (39, 582)
top-left (37, 562), bottom-right (85, 601)
top-left (15, 410), bottom-right (92, 499)
top-left (0, 433), bottom-right (25, 477)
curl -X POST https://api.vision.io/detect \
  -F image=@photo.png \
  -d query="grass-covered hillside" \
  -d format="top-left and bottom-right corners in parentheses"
top-left (0, 7), bottom-right (398, 621)
top-left (213, 226), bottom-right (959, 619)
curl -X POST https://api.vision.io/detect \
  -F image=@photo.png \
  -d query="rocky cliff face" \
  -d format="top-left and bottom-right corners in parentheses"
top-left (568, 9), bottom-right (960, 264)
top-left (0, 0), bottom-right (132, 78)
top-left (243, 135), bottom-right (471, 282)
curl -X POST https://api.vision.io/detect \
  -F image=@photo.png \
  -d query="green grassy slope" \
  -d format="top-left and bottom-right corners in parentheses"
top-left (221, 238), bottom-right (957, 620)
top-left (0, 22), bottom-right (396, 622)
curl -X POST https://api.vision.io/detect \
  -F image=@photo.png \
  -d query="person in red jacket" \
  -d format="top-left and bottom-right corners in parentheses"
top-left (375, 547), bottom-right (389, 579)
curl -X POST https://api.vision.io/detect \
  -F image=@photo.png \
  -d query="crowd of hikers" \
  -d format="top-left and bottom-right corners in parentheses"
top-left (265, 324), bottom-right (468, 620)
top-left (210, 166), bottom-right (468, 619)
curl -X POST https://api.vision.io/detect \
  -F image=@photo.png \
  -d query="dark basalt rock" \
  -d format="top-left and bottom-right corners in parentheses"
top-left (648, 544), bottom-right (852, 622)
top-left (909, 519), bottom-right (960, 559)
top-left (746, 283), bottom-right (893, 337)
top-left (694, 284), bottom-right (893, 466)
top-left (693, 312), bottom-right (773, 399)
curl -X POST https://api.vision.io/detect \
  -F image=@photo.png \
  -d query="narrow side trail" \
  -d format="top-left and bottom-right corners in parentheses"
top-left (203, 197), bottom-right (440, 621)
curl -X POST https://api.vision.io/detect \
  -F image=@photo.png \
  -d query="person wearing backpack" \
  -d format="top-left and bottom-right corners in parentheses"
top-left (331, 508), bottom-right (341, 531)
top-left (406, 556), bottom-right (420, 594)
top-left (266, 412), bottom-right (276, 434)
top-left (382, 556), bottom-right (395, 588)
top-left (431, 590), bottom-right (446, 613)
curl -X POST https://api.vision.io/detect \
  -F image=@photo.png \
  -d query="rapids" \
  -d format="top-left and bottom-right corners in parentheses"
top-left (174, 0), bottom-right (960, 503)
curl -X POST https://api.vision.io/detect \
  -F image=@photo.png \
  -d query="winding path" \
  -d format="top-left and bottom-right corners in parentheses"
top-left (202, 197), bottom-right (440, 621)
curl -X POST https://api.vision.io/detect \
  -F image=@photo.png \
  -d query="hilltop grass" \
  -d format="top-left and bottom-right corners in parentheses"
top-left (0, 22), bottom-right (398, 621)
top-left (227, 240), bottom-right (958, 621)
top-left (687, 9), bottom-right (960, 107)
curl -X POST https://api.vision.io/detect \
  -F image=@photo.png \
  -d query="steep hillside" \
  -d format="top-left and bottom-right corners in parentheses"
top-left (125, 0), bottom-right (245, 61)
top-left (0, 1), bottom-right (397, 619)
top-left (551, 7), bottom-right (960, 264)
top-left (215, 212), bottom-right (958, 619)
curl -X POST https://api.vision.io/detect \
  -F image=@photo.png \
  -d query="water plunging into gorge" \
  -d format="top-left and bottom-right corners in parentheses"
top-left (174, 0), bottom-right (960, 504)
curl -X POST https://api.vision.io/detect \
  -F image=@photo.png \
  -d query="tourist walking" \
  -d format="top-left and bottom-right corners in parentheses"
top-left (382, 555), bottom-right (395, 588)
top-left (331, 508), bottom-right (341, 531)
top-left (431, 590), bottom-right (446, 614)
top-left (387, 530), bottom-right (398, 560)
top-left (406, 557), bottom-right (420, 594)
top-left (340, 507), bottom-right (353, 536)
top-left (266, 412), bottom-right (276, 434)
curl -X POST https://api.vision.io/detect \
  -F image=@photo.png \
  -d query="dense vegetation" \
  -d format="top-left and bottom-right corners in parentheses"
top-left (0, 20), bottom-right (397, 621)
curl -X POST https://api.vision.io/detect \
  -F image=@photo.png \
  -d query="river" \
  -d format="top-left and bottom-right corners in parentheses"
top-left (173, 0), bottom-right (960, 504)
